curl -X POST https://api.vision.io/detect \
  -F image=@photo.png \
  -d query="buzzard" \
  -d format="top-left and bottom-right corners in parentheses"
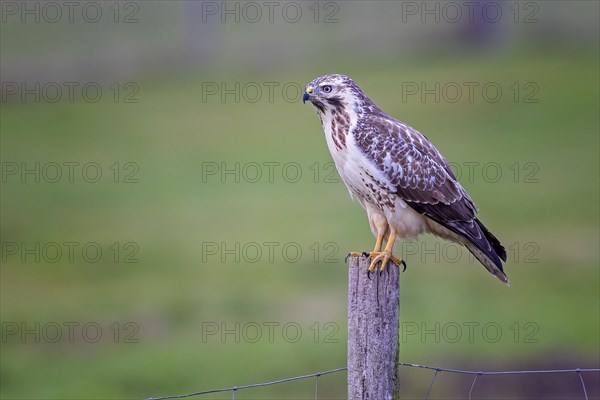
top-left (303, 74), bottom-right (508, 284)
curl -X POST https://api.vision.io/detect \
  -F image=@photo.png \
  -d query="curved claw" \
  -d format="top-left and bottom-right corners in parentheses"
top-left (361, 251), bottom-right (406, 277)
top-left (345, 252), bottom-right (365, 263)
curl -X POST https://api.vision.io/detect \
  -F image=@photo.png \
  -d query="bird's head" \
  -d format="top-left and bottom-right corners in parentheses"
top-left (303, 74), bottom-right (369, 115)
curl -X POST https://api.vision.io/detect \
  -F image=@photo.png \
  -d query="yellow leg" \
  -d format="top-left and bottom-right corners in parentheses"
top-left (373, 234), bottom-right (384, 253)
top-left (346, 233), bottom-right (385, 261)
top-left (367, 232), bottom-right (405, 272)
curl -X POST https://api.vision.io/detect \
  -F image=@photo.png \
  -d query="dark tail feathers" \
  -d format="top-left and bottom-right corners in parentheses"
top-left (476, 219), bottom-right (507, 262)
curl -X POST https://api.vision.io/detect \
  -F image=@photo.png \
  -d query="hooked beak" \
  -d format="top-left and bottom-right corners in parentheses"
top-left (302, 86), bottom-right (313, 104)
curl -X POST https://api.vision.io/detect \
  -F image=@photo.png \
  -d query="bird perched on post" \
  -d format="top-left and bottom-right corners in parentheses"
top-left (302, 74), bottom-right (508, 284)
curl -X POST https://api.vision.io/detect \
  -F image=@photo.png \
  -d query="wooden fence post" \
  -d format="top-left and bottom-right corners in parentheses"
top-left (347, 255), bottom-right (400, 400)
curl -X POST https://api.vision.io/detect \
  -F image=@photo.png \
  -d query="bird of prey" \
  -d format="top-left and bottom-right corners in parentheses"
top-left (302, 74), bottom-right (508, 284)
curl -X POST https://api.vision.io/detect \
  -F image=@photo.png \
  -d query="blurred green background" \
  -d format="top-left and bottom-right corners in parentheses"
top-left (1, 1), bottom-right (599, 399)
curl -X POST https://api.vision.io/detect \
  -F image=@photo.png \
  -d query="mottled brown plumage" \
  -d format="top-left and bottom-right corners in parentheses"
top-left (303, 74), bottom-right (508, 284)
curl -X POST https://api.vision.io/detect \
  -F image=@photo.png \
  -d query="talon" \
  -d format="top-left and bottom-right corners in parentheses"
top-left (367, 252), bottom-right (385, 273)
top-left (367, 260), bottom-right (379, 273)
top-left (345, 252), bottom-right (364, 263)
top-left (360, 244), bottom-right (404, 276)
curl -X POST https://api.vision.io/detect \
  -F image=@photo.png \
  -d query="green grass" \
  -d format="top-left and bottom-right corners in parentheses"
top-left (1, 49), bottom-right (599, 398)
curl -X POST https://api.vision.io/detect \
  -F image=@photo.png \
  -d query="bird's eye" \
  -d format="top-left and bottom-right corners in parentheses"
top-left (321, 85), bottom-right (333, 93)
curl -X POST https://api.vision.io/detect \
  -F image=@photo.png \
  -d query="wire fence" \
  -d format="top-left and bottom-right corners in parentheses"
top-left (147, 363), bottom-right (600, 400)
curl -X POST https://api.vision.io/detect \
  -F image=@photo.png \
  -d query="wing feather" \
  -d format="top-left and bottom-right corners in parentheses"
top-left (353, 112), bottom-right (507, 280)
top-left (354, 113), bottom-right (475, 219)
